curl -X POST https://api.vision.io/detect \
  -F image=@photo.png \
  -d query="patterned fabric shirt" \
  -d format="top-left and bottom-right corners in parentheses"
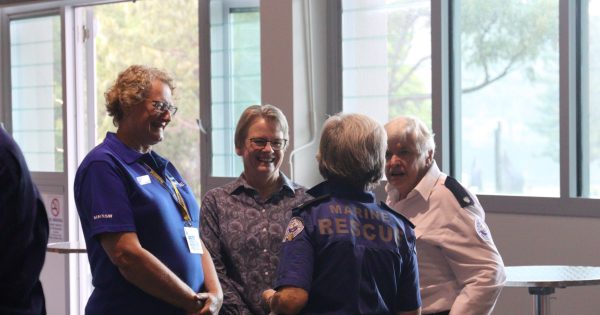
top-left (200, 173), bottom-right (311, 315)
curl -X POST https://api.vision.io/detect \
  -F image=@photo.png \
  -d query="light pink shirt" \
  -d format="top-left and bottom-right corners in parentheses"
top-left (386, 162), bottom-right (506, 315)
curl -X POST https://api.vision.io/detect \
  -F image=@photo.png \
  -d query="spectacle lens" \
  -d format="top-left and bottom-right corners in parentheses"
top-left (151, 100), bottom-right (178, 116)
top-left (249, 138), bottom-right (287, 151)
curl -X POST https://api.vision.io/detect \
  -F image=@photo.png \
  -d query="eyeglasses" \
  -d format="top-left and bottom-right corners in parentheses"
top-left (151, 100), bottom-right (178, 116)
top-left (248, 138), bottom-right (288, 151)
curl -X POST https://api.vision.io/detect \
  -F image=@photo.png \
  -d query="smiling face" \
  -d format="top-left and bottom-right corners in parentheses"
top-left (385, 131), bottom-right (432, 199)
top-left (119, 80), bottom-right (173, 152)
top-left (236, 117), bottom-right (285, 181)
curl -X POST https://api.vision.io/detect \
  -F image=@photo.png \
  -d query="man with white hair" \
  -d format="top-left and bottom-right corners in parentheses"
top-left (384, 115), bottom-right (506, 315)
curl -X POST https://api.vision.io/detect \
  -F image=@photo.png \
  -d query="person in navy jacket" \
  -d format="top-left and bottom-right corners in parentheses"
top-left (0, 124), bottom-right (49, 315)
top-left (263, 113), bottom-right (422, 315)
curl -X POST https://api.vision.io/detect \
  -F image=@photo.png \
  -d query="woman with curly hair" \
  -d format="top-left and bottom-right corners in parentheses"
top-left (75, 65), bottom-right (222, 315)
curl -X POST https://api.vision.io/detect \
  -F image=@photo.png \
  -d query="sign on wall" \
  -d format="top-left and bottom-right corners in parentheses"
top-left (41, 193), bottom-right (65, 242)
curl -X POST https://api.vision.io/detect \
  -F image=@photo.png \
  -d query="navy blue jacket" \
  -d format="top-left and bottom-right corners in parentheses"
top-left (275, 180), bottom-right (421, 314)
top-left (0, 126), bottom-right (49, 315)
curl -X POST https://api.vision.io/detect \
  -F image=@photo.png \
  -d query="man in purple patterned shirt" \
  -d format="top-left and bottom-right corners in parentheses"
top-left (201, 105), bottom-right (311, 315)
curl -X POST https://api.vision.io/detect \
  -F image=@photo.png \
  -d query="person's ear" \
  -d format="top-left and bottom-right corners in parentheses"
top-left (235, 146), bottom-right (243, 156)
top-left (426, 150), bottom-right (434, 166)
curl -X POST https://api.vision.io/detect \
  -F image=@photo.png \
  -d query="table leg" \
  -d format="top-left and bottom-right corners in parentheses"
top-left (528, 287), bottom-right (555, 315)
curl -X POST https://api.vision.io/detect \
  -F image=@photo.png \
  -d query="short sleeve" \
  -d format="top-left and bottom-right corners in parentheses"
top-left (273, 213), bottom-right (315, 291)
top-left (75, 161), bottom-right (136, 237)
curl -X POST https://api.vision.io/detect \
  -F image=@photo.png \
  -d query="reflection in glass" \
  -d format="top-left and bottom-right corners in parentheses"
top-left (10, 16), bottom-right (63, 172)
top-left (341, 0), bottom-right (432, 126)
top-left (458, 0), bottom-right (559, 196)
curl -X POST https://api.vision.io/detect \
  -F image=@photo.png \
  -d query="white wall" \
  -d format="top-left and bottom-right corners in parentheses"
top-left (488, 213), bottom-right (600, 314)
top-left (40, 254), bottom-right (68, 315)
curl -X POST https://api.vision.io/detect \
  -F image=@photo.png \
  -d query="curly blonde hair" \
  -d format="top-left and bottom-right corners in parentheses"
top-left (105, 65), bottom-right (175, 126)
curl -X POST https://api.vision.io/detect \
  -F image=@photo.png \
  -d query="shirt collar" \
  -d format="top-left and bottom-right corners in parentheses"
top-left (228, 172), bottom-right (298, 198)
top-left (104, 132), bottom-right (169, 169)
top-left (409, 161), bottom-right (442, 201)
top-left (104, 132), bottom-right (143, 164)
top-left (307, 179), bottom-right (375, 203)
top-left (385, 161), bottom-right (443, 204)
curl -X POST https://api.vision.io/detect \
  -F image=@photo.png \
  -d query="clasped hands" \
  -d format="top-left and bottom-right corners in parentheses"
top-left (186, 292), bottom-right (221, 315)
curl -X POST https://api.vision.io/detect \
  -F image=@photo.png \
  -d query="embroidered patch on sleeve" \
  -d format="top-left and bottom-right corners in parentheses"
top-left (475, 217), bottom-right (492, 242)
top-left (283, 217), bottom-right (304, 242)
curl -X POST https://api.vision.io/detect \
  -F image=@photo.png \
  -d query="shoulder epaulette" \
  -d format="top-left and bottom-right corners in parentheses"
top-left (444, 176), bottom-right (475, 208)
top-left (379, 202), bottom-right (415, 229)
top-left (291, 194), bottom-right (331, 217)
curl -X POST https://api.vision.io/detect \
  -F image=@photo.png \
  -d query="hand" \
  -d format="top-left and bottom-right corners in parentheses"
top-left (262, 288), bottom-right (276, 310)
top-left (184, 293), bottom-right (204, 315)
top-left (196, 292), bottom-right (220, 315)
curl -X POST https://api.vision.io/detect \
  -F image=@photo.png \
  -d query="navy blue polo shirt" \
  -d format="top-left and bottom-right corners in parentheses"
top-left (0, 127), bottom-right (49, 315)
top-left (74, 132), bottom-right (203, 315)
top-left (274, 180), bottom-right (421, 314)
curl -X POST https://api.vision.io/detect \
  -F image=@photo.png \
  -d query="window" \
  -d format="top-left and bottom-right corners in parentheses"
top-left (338, 1), bottom-right (600, 213)
top-left (10, 15), bottom-right (63, 172)
top-left (341, 0), bottom-right (432, 126)
top-left (210, 0), bottom-right (261, 177)
top-left (586, 0), bottom-right (600, 198)
top-left (456, 0), bottom-right (560, 196)
top-left (89, 0), bottom-right (201, 197)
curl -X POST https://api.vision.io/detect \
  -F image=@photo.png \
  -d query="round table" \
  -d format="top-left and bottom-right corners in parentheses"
top-left (47, 241), bottom-right (87, 254)
top-left (505, 265), bottom-right (600, 315)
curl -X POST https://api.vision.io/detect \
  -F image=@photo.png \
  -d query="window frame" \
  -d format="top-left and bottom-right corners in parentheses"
top-left (200, 0), bottom-right (262, 193)
top-left (479, 0), bottom-right (598, 216)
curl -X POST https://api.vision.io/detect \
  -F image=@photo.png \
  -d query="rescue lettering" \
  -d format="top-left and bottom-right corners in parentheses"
top-left (317, 217), bottom-right (398, 243)
top-left (328, 204), bottom-right (390, 223)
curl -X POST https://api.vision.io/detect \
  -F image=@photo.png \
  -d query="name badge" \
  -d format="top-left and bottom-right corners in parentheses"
top-left (136, 175), bottom-right (151, 185)
top-left (184, 227), bottom-right (204, 254)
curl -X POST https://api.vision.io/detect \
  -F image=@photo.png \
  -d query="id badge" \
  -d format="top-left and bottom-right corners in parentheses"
top-left (136, 175), bottom-right (151, 185)
top-left (184, 226), bottom-right (204, 254)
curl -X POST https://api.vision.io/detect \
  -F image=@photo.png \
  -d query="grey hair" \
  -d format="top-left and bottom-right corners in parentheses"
top-left (317, 113), bottom-right (387, 191)
top-left (385, 115), bottom-right (436, 158)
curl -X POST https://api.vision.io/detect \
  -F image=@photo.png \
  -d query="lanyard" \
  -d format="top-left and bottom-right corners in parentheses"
top-left (141, 162), bottom-right (192, 224)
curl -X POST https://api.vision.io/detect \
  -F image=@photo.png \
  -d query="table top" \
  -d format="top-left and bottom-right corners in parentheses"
top-left (47, 241), bottom-right (87, 254)
top-left (506, 265), bottom-right (600, 288)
